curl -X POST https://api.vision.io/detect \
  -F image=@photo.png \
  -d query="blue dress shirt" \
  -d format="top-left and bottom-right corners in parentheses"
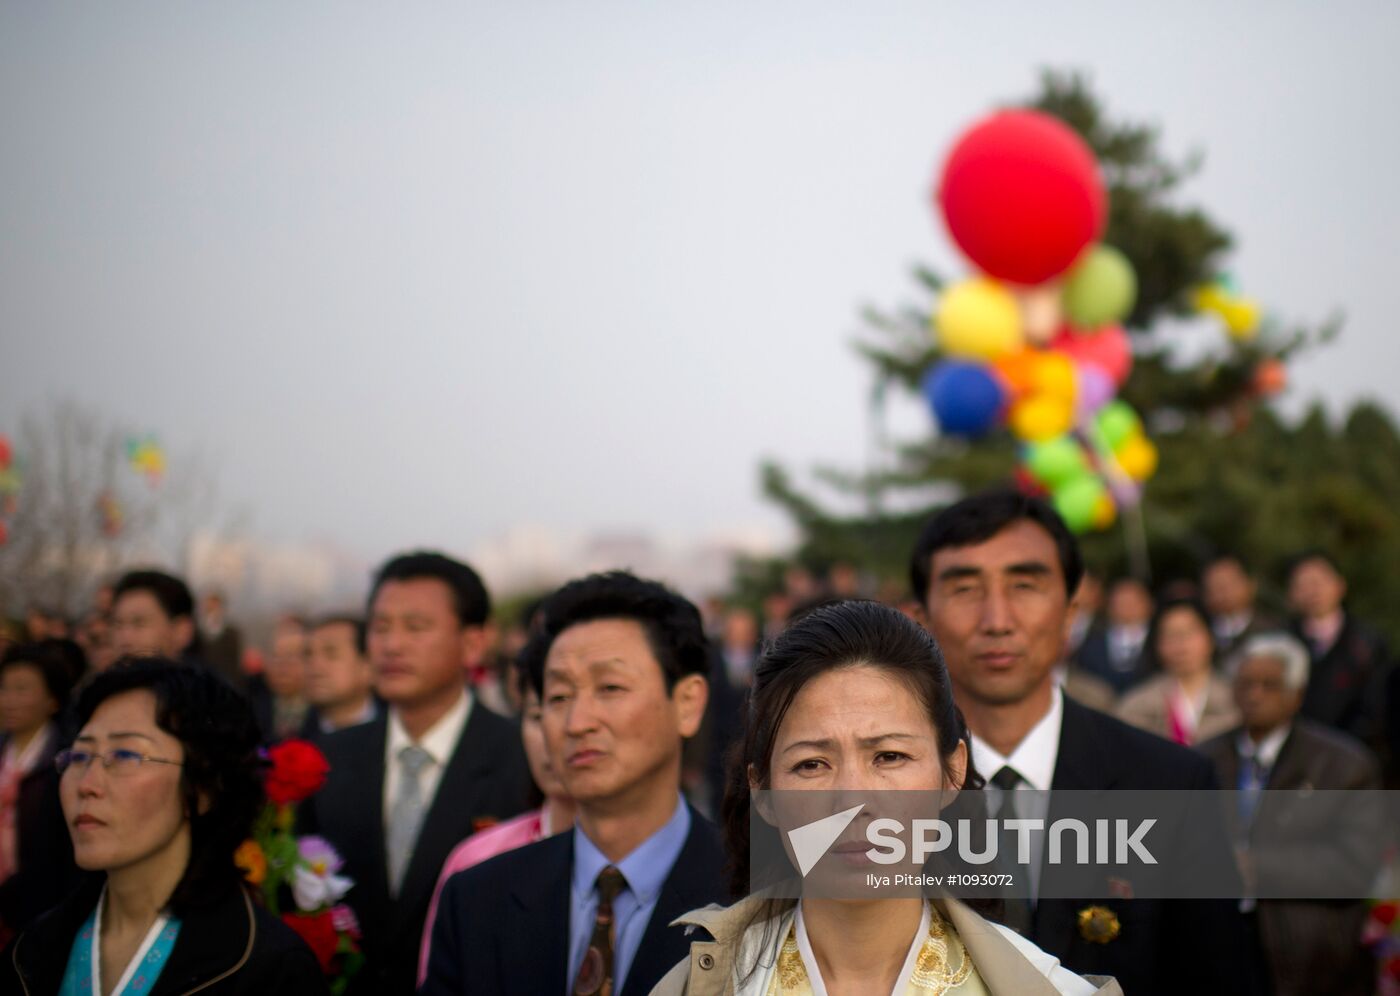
top-left (566, 796), bottom-right (691, 993)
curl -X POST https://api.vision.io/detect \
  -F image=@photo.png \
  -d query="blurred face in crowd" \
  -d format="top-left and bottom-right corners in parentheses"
top-left (305, 621), bottom-right (372, 711)
top-left (111, 590), bottom-right (193, 659)
top-left (1154, 606), bottom-right (1214, 680)
top-left (540, 619), bottom-right (706, 811)
top-left (1234, 654), bottom-right (1303, 737)
top-left (521, 687), bottom-right (569, 803)
top-left (922, 520), bottom-right (1069, 708)
top-left (1202, 560), bottom-right (1255, 618)
top-left (368, 578), bottom-right (482, 709)
top-left (1107, 579), bottom-right (1153, 628)
top-left (265, 621), bottom-right (308, 700)
top-left (1072, 572), bottom-right (1103, 620)
top-left (0, 663), bottom-right (59, 736)
top-left (722, 609), bottom-right (758, 653)
top-left (78, 614), bottom-right (118, 674)
top-left (1288, 557), bottom-right (1346, 620)
top-left (61, 690), bottom-right (190, 878)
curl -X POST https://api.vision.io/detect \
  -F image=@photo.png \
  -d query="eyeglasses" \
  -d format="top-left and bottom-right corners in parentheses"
top-left (54, 749), bottom-right (184, 775)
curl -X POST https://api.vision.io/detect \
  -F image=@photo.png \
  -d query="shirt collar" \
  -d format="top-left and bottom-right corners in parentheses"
top-left (1237, 724), bottom-right (1291, 770)
top-left (969, 686), bottom-right (1063, 791)
top-left (572, 794), bottom-right (691, 906)
top-left (386, 686), bottom-right (472, 766)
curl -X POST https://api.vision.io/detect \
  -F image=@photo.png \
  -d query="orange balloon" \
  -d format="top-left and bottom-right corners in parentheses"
top-left (993, 349), bottom-right (1040, 399)
top-left (1092, 492), bottom-right (1118, 529)
top-left (1253, 359), bottom-right (1287, 397)
top-left (1115, 434), bottom-right (1159, 481)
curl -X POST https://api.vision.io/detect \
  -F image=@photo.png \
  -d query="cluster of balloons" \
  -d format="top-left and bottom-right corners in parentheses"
top-left (921, 109), bottom-right (1157, 532)
top-left (97, 490), bottom-right (124, 538)
top-left (126, 436), bottom-right (167, 487)
top-left (0, 434), bottom-right (18, 547)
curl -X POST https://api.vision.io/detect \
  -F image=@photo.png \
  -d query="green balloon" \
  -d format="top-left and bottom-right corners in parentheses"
top-left (1026, 437), bottom-right (1087, 488)
top-left (1053, 476), bottom-right (1106, 534)
top-left (1095, 400), bottom-right (1141, 451)
top-left (1063, 246), bottom-right (1137, 328)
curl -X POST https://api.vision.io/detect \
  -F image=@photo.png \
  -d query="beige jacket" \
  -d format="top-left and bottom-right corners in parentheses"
top-left (648, 895), bottom-right (1122, 996)
top-left (1116, 672), bottom-right (1240, 745)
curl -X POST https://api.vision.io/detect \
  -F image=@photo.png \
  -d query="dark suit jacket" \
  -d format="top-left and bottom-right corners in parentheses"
top-left (300, 704), bottom-right (529, 996)
top-left (1073, 626), bottom-right (1149, 695)
top-left (1198, 719), bottom-right (1382, 996)
top-left (1030, 696), bottom-right (1248, 996)
top-left (3, 876), bottom-right (327, 996)
top-left (423, 808), bottom-right (727, 996)
top-left (1293, 614), bottom-right (1393, 756)
top-left (0, 728), bottom-right (80, 936)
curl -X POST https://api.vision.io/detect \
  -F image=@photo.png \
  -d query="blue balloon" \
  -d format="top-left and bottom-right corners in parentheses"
top-left (922, 361), bottom-right (1005, 436)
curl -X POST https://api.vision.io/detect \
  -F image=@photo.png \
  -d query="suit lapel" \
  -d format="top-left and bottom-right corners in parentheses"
top-left (394, 705), bottom-right (500, 922)
top-left (331, 721), bottom-right (390, 913)
top-left (509, 828), bottom-right (575, 992)
top-left (621, 810), bottom-right (725, 996)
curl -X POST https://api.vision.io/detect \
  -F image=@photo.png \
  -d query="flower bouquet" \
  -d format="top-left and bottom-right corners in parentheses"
top-left (235, 739), bottom-right (363, 993)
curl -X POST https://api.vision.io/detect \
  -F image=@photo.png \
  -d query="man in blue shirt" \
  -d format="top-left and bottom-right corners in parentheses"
top-left (423, 571), bottom-right (728, 996)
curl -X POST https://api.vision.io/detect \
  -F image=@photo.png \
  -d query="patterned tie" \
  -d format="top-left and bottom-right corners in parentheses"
top-left (386, 745), bottom-right (432, 896)
top-left (991, 765), bottom-right (1034, 936)
top-left (572, 866), bottom-right (627, 996)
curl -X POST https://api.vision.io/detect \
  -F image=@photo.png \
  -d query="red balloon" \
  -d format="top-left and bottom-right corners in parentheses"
top-left (1051, 325), bottom-right (1133, 385)
top-left (937, 110), bottom-right (1106, 286)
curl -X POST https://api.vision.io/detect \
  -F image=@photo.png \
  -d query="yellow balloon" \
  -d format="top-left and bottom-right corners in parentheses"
top-left (1092, 492), bottom-right (1117, 529)
top-left (1029, 350), bottom-right (1077, 403)
top-left (1009, 395), bottom-right (1074, 442)
top-left (1224, 299), bottom-right (1261, 338)
top-left (1115, 434), bottom-right (1159, 481)
top-left (935, 277), bottom-right (1024, 361)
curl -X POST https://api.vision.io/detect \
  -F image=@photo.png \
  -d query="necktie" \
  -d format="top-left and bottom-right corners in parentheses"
top-left (387, 745), bottom-right (432, 896)
top-left (1237, 755), bottom-right (1267, 837)
top-left (991, 765), bottom-right (1034, 936)
top-left (573, 866), bottom-right (627, 996)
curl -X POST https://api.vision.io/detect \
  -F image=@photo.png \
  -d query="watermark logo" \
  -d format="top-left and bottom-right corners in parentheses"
top-left (787, 803), bottom-right (864, 876)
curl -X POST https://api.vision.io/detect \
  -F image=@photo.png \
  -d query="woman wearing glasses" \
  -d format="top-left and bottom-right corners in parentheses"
top-left (1, 656), bottom-right (327, 995)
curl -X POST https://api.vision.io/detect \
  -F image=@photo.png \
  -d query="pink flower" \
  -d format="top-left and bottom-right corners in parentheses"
top-left (297, 836), bottom-right (344, 876)
top-left (330, 904), bottom-right (361, 939)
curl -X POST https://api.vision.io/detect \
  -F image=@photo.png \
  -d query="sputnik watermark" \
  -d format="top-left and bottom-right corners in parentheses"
top-left (786, 805), bottom-right (1158, 877)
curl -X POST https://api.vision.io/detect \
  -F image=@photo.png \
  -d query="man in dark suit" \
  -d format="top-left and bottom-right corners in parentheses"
top-left (300, 615), bottom-right (379, 738)
top-left (424, 571), bottom-right (727, 996)
top-left (1198, 631), bottom-right (1383, 996)
top-left (1073, 576), bottom-right (1153, 695)
top-left (1201, 554), bottom-right (1279, 659)
top-left (912, 489), bottom-right (1247, 995)
top-left (1287, 551), bottom-right (1393, 766)
top-left (301, 551), bottom-right (529, 995)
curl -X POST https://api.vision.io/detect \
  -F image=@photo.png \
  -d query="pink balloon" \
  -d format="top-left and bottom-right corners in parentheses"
top-left (1076, 363), bottom-right (1116, 415)
top-left (1052, 325), bottom-right (1132, 385)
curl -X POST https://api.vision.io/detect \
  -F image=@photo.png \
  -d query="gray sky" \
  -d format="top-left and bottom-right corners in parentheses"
top-left (4, 1), bottom-right (1398, 563)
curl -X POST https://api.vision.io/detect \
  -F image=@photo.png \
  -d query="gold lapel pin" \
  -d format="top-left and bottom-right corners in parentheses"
top-left (1077, 906), bottom-right (1121, 944)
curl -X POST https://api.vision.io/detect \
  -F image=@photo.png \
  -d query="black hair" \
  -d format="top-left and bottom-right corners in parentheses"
top-left (1286, 548), bottom-right (1343, 581)
top-left (73, 657), bottom-right (264, 917)
top-left (722, 599), bottom-right (982, 899)
top-left (311, 615), bottom-right (367, 656)
top-left (909, 488), bottom-right (1084, 604)
top-left (369, 551), bottom-right (491, 627)
top-left (521, 571), bottom-right (709, 695)
top-left (1202, 552), bottom-right (1253, 577)
top-left (1145, 597), bottom-right (1217, 672)
top-left (0, 640), bottom-right (78, 714)
top-left (112, 570), bottom-right (195, 622)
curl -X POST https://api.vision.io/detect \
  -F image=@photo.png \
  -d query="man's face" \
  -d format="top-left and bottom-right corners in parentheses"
top-left (922, 520), bottom-right (1069, 708)
top-left (1234, 654), bottom-right (1302, 735)
top-left (1288, 559), bottom-right (1346, 619)
top-left (110, 591), bottom-right (191, 659)
top-left (265, 623), bottom-right (308, 699)
top-left (1202, 561), bottom-right (1254, 617)
top-left (368, 578), bottom-right (475, 707)
top-left (540, 618), bottom-right (706, 809)
top-left (306, 622), bottom-right (373, 710)
top-left (1106, 579), bottom-right (1153, 627)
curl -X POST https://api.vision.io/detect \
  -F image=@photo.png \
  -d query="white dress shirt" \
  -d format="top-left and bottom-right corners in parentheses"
top-left (969, 687), bottom-right (1065, 902)
top-left (382, 688), bottom-right (473, 837)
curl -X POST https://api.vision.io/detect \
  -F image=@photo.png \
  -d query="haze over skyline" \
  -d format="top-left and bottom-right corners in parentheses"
top-left (5, 2), bottom-right (1397, 568)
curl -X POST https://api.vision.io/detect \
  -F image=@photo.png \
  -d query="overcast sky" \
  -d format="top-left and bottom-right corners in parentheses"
top-left (4, 1), bottom-right (1397, 563)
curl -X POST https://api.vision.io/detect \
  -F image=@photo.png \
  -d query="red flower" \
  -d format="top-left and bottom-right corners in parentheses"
top-left (283, 910), bottom-right (339, 974)
top-left (265, 740), bottom-right (330, 806)
top-left (1375, 902), bottom-right (1400, 928)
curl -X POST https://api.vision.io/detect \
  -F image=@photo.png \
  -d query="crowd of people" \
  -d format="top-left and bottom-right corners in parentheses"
top-left (0, 489), bottom-right (1396, 994)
